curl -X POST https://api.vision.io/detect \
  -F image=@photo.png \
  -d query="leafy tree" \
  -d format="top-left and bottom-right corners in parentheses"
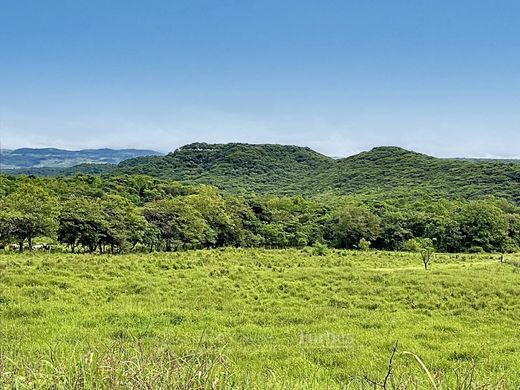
top-left (0, 210), bottom-right (18, 245)
top-left (223, 196), bottom-right (262, 247)
top-left (403, 238), bottom-right (435, 270)
top-left (143, 198), bottom-right (210, 251)
top-left (100, 195), bottom-right (147, 253)
top-left (141, 224), bottom-right (162, 252)
top-left (184, 186), bottom-right (233, 247)
top-left (333, 204), bottom-right (380, 249)
top-left (456, 200), bottom-right (509, 252)
top-left (374, 210), bottom-right (413, 251)
top-left (423, 215), bottom-right (461, 253)
top-left (261, 222), bottom-right (290, 248)
top-left (505, 213), bottom-right (520, 252)
top-left (57, 197), bottom-right (106, 252)
top-left (0, 182), bottom-right (59, 251)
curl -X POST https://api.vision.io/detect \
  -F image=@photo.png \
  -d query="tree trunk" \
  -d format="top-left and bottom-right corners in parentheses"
top-left (28, 236), bottom-right (33, 252)
top-left (18, 240), bottom-right (24, 253)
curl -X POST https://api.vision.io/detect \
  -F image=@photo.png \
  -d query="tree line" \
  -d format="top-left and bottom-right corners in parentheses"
top-left (1, 174), bottom-right (519, 254)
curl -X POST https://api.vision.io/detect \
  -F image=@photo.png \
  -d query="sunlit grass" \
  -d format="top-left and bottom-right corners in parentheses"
top-left (1, 249), bottom-right (520, 388)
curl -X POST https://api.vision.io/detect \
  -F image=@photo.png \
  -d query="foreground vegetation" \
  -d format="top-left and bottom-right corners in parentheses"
top-left (2, 249), bottom-right (520, 388)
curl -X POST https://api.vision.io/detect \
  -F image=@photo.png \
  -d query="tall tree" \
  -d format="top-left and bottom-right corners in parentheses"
top-left (0, 182), bottom-right (59, 251)
top-left (100, 195), bottom-right (147, 253)
top-left (333, 204), bottom-right (380, 249)
top-left (143, 198), bottom-right (210, 251)
top-left (456, 199), bottom-right (509, 252)
top-left (57, 197), bottom-right (106, 253)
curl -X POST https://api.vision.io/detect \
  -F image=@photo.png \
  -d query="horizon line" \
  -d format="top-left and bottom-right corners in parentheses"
top-left (1, 142), bottom-right (520, 161)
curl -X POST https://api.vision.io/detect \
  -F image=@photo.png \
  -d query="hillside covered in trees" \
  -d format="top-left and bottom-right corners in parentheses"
top-left (1, 174), bottom-right (520, 255)
top-left (6, 143), bottom-right (520, 203)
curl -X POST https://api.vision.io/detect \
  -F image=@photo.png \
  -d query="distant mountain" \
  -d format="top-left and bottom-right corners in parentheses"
top-left (112, 143), bottom-right (520, 202)
top-left (330, 146), bottom-right (520, 202)
top-left (0, 148), bottom-right (163, 169)
top-left (3, 143), bottom-right (520, 203)
top-left (116, 142), bottom-right (333, 194)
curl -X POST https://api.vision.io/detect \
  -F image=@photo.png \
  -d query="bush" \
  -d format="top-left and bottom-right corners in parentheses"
top-left (402, 238), bottom-right (422, 253)
top-left (358, 238), bottom-right (371, 251)
top-left (311, 242), bottom-right (329, 256)
top-left (468, 246), bottom-right (485, 254)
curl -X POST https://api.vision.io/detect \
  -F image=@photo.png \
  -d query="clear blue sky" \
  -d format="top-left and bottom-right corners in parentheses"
top-left (1, 0), bottom-right (519, 157)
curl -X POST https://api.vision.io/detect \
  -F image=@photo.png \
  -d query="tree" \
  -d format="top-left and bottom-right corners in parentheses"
top-left (456, 200), bottom-right (509, 253)
top-left (141, 224), bottom-right (162, 252)
top-left (260, 222), bottom-right (290, 248)
top-left (251, 196), bottom-right (330, 248)
top-left (505, 213), bottom-right (520, 253)
top-left (99, 195), bottom-right (147, 253)
top-left (143, 198), bottom-right (210, 251)
top-left (223, 196), bottom-right (262, 247)
top-left (184, 186), bottom-right (231, 247)
top-left (57, 197), bottom-right (106, 253)
top-left (374, 209), bottom-right (414, 251)
top-left (0, 210), bottom-right (18, 245)
top-left (0, 182), bottom-right (59, 251)
top-left (332, 204), bottom-right (380, 249)
top-left (423, 214), bottom-right (461, 253)
top-left (420, 243), bottom-right (435, 270)
top-left (403, 238), bottom-right (435, 270)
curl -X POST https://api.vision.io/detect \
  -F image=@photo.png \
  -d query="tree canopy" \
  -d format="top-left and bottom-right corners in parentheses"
top-left (1, 173), bottom-right (520, 254)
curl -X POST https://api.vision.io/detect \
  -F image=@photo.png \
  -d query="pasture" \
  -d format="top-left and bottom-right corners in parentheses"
top-left (1, 249), bottom-right (520, 388)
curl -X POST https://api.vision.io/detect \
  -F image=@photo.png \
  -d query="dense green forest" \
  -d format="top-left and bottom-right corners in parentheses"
top-left (6, 143), bottom-right (520, 203)
top-left (1, 172), bottom-right (520, 254)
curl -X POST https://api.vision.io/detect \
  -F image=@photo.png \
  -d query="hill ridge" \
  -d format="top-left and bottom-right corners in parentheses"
top-left (3, 143), bottom-right (520, 203)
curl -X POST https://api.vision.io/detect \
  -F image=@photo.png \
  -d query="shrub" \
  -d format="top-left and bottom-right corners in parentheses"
top-left (311, 242), bottom-right (329, 256)
top-left (358, 238), bottom-right (371, 251)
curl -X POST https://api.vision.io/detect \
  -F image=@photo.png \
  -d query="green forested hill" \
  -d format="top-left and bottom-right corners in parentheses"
top-left (114, 143), bottom-right (520, 202)
top-left (330, 147), bottom-right (520, 202)
top-left (116, 142), bottom-right (334, 195)
top-left (4, 142), bottom-right (520, 202)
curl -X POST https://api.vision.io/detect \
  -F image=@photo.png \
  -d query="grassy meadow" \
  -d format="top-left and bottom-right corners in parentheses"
top-left (1, 249), bottom-right (520, 388)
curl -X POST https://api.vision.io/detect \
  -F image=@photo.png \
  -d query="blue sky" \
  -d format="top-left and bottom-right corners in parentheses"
top-left (1, 0), bottom-right (519, 157)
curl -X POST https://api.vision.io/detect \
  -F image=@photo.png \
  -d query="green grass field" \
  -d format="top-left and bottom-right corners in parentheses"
top-left (1, 249), bottom-right (520, 388)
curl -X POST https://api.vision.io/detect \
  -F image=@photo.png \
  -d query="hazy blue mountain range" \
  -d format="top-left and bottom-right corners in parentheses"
top-left (0, 148), bottom-right (163, 169)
